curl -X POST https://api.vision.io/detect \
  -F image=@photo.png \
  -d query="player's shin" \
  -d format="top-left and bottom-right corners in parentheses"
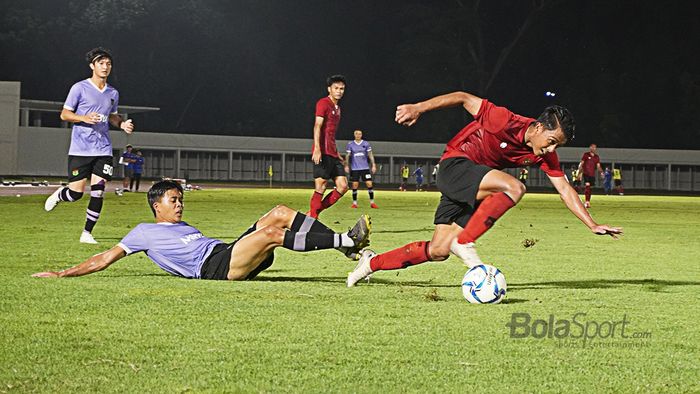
top-left (369, 241), bottom-right (431, 271)
top-left (290, 212), bottom-right (335, 235)
top-left (320, 189), bottom-right (343, 210)
top-left (84, 183), bottom-right (105, 233)
top-left (282, 231), bottom-right (347, 251)
top-left (309, 191), bottom-right (323, 217)
top-left (456, 192), bottom-right (515, 244)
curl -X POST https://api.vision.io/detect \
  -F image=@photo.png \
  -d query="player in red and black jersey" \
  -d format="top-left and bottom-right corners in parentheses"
top-left (577, 144), bottom-right (604, 208)
top-left (348, 91), bottom-right (622, 286)
top-left (308, 75), bottom-right (349, 219)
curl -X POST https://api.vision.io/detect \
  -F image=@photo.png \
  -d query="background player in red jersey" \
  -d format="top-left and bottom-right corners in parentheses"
top-left (577, 143), bottom-right (604, 208)
top-left (348, 91), bottom-right (622, 287)
top-left (308, 75), bottom-right (349, 218)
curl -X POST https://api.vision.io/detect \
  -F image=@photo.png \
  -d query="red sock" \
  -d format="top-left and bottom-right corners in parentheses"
top-left (320, 189), bottom-right (343, 210)
top-left (370, 241), bottom-right (431, 271)
top-left (457, 192), bottom-right (516, 244)
top-left (309, 191), bottom-right (323, 217)
top-left (584, 185), bottom-right (591, 202)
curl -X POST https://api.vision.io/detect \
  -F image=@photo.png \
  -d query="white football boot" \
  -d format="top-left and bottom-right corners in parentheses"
top-left (450, 238), bottom-right (483, 268)
top-left (44, 186), bottom-right (64, 212)
top-left (347, 249), bottom-right (376, 287)
top-left (80, 231), bottom-right (99, 244)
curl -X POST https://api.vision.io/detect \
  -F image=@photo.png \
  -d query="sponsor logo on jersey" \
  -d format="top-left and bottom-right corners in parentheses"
top-left (180, 232), bottom-right (204, 245)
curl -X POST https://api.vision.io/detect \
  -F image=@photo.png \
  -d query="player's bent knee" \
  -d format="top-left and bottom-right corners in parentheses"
top-left (260, 225), bottom-right (285, 243)
top-left (506, 180), bottom-right (526, 202)
top-left (271, 204), bottom-right (291, 217)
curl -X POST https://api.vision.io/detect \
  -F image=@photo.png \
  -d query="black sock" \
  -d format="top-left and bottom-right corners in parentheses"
top-left (283, 231), bottom-right (338, 251)
top-left (84, 184), bottom-right (105, 233)
top-left (290, 212), bottom-right (335, 234)
top-left (352, 189), bottom-right (358, 202)
top-left (59, 187), bottom-right (83, 202)
top-left (368, 188), bottom-right (374, 200)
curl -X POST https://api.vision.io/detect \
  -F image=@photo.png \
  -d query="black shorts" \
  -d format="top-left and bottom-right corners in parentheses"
top-left (124, 166), bottom-right (135, 177)
top-left (434, 157), bottom-right (492, 228)
top-left (583, 175), bottom-right (596, 184)
top-left (68, 155), bottom-right (114, 182)
top-left (199, 224), bottom-right (275, 280)
top-left (349, 169), bottom-right (372, 182)
top-left (313, 155), bottom-right (345, 180)
top-left (614, 179), bottom-right (622, 186)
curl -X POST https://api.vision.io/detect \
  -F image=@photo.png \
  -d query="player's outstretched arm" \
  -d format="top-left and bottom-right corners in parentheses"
top-left (32, 245), bottom-right (127, 278)
top-left (395, 91), bottom-right (483, 127)
top-left (548, 175), bottom-right (623, 239)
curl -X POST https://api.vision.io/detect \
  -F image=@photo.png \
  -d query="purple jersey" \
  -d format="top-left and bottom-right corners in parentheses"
top-left (346, 140), bottom-right (372, 171)
top-left (118, 222), bottom-right (223, 279)
top-left (63, 79), bottom-right (119, 156)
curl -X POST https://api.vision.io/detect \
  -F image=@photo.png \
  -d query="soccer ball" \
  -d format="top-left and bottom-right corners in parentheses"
top-left (461, 264), bottom-right (507, 304)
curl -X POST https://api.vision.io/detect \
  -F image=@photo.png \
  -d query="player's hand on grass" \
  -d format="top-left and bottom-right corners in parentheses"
top-left (83, 112), bottom-right (101, 124)
top-left (121, 119), bottom-right (134, 134)
top-left (591, 225), bottom-right (623, 239)
top-left (395, 104), bottom-right (421, 126)
top-left (32, 271), bottom-right (60, 278)
top-left (312, 150), bottom-right (322, 164)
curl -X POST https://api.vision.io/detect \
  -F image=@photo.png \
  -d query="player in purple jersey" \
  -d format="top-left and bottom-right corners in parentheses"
top-left (33, 180), bottom-right (372, 280)
top-left (44, 47), bottom-right (135, 244)
top-left (345, 130), bottom-right (378, 209)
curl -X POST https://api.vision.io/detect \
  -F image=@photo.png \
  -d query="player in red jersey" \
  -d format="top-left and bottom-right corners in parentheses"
top-left (308, 75), bottom-right (349, 219)
top-left (348, 91), bottom-right (622, 287)
top-left (577, 143), bottom-right (604, 208)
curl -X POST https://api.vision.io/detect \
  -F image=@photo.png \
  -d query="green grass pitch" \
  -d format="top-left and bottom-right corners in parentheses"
top-left (1, 188), bottom-right (698, 392)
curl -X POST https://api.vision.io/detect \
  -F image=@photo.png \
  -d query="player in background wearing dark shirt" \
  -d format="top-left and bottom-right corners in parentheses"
top-left (577, 143), bottom-right (604, 208)
top-left (309, 75), bottom-right (349, 219)
top-left (348, 91), bottom-right (622, 287)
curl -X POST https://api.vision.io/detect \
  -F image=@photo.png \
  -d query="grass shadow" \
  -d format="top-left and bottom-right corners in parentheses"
top-left (510, 278), bottom-right (699, 291)
top-left (500, 298), bottom-right (528, 304)
top-left (253, 276), bottom-right (345, 284)
top-left (374, 227), bottom-right (434, 234)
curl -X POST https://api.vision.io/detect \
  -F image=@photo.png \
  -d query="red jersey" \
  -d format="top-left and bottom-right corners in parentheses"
top-left (440, 100), bottom-right (564, 177)
top-left (313, 96), bottom-right (341, 158)
top-left (580, 152), bottom-right (600, 177)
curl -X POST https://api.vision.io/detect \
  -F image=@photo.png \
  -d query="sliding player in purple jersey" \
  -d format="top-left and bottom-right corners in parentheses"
top-left (44, 47), bottom-right (135, 244)
top-left (33, 180), bottom-right (371, 280)
top-left (345, 129), bottom-right (378, 209)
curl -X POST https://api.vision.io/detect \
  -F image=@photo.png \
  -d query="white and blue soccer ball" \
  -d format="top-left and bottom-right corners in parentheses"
top-left (461, 264), bottom-right (507, 304)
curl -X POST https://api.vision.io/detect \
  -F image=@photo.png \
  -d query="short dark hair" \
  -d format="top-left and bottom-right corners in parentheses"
top-left (326, 74), bottom-right (346, 87)
top-left (86, 47), bottom-right (113, 64)
top-left (536, 105), bottom-right (576, 143)
top-left (147, 180), bottom-right (183, 217)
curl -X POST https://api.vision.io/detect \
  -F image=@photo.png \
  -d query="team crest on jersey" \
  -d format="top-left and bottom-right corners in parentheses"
top-left (522, 158), bottom-right (532, 165)
top-left (72, 169), bottom-right (79, 176)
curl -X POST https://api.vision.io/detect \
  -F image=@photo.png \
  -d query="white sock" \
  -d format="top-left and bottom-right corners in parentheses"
top-left (340, 233), bottom-right (354, 247)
